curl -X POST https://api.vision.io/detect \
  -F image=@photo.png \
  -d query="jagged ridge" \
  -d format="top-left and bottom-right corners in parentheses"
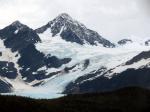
top-left (36, 13), bottom-right (115, 47)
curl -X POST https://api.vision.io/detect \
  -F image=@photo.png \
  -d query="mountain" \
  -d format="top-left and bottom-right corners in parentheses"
top-left (117, 38), bottom-right (150, 46)
top-left (0, 13), bottom-right (150, 98)
top-left (36, 13), bottom-right (115, 47)
top-left (0, 21), bottom-right (40, 52)
top-left (145, 40), bottom-right (150, 46)
top-left (118, 39), bottom-right (133, 45)
top-left (0, 20), bottom-right (72, 92)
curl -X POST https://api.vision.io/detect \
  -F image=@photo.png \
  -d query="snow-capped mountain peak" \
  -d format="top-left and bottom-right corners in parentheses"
top-left (36, 13), bottom-right (115, 47)
top-left (11, 21), bottom-right (28, 31)
top-left (11, 20), bottom-right (23, 27)
top-left (118, 39), bottom-right (133, 45)
top-left (52, 13), bottom-right (86, 29)
top-left (54, 13), bottom-right (74, 22)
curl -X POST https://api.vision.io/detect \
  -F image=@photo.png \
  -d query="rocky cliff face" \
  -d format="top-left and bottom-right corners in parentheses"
top-left (36, 13), bottom-right (115, 47)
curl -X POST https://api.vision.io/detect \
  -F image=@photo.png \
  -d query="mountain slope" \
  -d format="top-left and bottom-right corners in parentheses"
top-left (0, 21), bottom-right (72, 93)
top-left (0, 13), bottom-right (150, 98)
top-left (64, 50), bottom-right (150, 94)
top-left (0, 21), bottom-right (40, 52)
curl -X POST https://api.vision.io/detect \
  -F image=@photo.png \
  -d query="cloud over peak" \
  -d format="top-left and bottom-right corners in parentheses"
top-left (0, 0), bottom-right (150, 41)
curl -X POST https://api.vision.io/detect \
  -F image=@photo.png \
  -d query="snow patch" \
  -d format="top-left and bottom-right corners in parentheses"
top-left (14, 29), bottom-right (19, 34)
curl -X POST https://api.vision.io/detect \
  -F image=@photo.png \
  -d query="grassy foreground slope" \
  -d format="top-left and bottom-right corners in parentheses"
top-left (1, 87), bottom-right (150, 112)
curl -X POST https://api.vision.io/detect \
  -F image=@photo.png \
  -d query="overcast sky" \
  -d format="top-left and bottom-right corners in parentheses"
top-left (0, 0), bottom-right (150, 41)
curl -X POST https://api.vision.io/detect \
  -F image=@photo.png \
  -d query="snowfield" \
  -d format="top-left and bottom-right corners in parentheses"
top-left (1, 29), bottom-right (150, 99)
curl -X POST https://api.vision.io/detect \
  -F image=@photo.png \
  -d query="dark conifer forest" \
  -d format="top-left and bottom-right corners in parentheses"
top-left (1, 87), bottom-right (150, 112)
